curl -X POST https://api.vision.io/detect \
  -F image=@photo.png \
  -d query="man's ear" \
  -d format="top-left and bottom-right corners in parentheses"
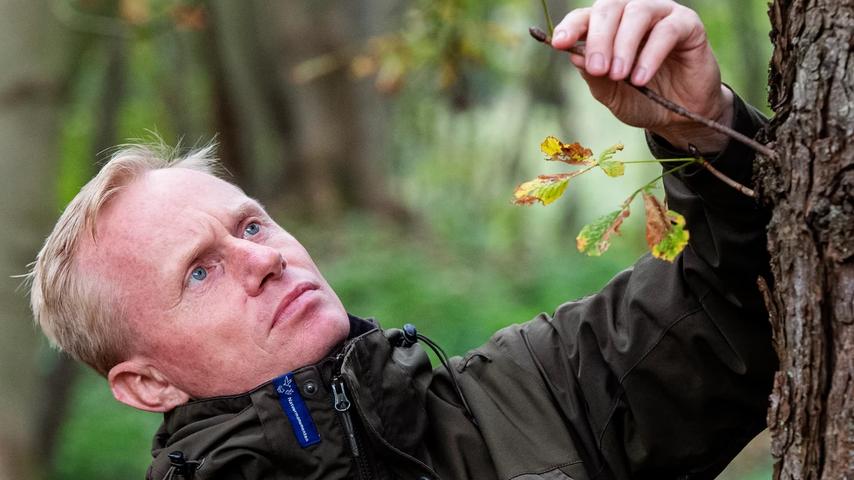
top-left (108, 358), bottom-right (190, 412)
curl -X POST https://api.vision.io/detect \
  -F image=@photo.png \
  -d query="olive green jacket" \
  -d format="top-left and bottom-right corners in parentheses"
top-left (147, 94), bottom-right (776, 480)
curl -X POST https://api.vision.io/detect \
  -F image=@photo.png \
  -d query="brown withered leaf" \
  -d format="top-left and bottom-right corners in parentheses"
top-left (540, 136), bottom-right (594, 165)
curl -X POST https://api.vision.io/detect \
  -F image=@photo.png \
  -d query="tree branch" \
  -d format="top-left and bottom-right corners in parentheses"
top-left (688, 145), bottom-right (757, 198)
top-left (528, 26), bottom-right (777, 160)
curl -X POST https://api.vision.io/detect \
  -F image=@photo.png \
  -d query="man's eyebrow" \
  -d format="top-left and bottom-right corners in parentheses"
top-left (171, 199), bottom-right (267, 286)
top-left (234, 199), bottom-right (267, 221)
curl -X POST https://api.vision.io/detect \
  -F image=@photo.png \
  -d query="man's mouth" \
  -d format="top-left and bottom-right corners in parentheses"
top-left (271, 282), bottom-right (320, 330)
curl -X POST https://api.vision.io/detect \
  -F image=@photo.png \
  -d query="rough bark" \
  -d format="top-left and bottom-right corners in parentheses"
top-left (761, 1), bottom-right (854, 479)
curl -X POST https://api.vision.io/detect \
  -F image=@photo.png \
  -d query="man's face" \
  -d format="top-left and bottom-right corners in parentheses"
top-left (81, 168), bottom-right (349, 399)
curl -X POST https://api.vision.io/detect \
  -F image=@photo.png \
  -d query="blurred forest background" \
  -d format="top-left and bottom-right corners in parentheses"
top-left (0, 0), bottom-right (773, 478)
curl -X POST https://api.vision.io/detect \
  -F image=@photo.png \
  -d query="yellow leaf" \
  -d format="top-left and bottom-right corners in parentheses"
top-left (599, 160), bottom-right (625, 177)
top-left (513, 173), bottom-right (578, 206)
top-left (643, 192), bottom-right (689, 262)
top-left (540, 136), bottom-right (563, 157)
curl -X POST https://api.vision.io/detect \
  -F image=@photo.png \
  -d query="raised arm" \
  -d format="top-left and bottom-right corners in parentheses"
top-left (525, 1), bottom-right (776, 477)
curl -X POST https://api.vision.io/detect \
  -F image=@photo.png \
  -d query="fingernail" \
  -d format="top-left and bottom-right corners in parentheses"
top-left (588, 53), bottom-right (605, 73)
top-left (632, 66), bottom-right (648, 85)
top-left (611, 57), bottom-right (624, 78)
top-left (552, 30), bottom-right (567, 44)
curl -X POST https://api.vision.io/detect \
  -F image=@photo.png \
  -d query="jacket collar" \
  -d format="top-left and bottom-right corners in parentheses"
top-left (149, 315), bottom-right (434, 479)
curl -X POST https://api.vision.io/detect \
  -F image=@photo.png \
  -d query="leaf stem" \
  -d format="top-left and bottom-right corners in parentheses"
top-left (688, 145), bottom-right (756, 198)
top-left (539, 0), bottom-right (555, 35)
top-left (620, 158), bottom-right (694, 165)
top-left (623, 161), bottom-right (697, 206)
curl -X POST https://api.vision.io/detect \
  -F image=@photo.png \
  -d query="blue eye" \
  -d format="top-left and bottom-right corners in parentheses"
top-left (190, 266), bottom-right (208, 282)
top-left (244, 222), bottom-right (261, 237)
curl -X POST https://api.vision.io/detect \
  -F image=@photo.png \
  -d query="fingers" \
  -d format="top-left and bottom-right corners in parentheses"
top-left (631, 9), bottom-right (702, 85)
top-left (553, 0), bottom-right (704, 85)
top-left (551, 8), bottom-right (590, 51)
top-left (584, 0), bottom-right (628, 75)
top-left (610, 0), bottom-right (672, 81)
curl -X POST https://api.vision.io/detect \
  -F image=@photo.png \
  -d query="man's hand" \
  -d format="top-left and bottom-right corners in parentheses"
top-left (551, 0), bottom-right (733, 153)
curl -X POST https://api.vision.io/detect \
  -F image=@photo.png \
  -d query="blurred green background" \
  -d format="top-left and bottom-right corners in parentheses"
top-left (0, 0), bottom-right (773, 478)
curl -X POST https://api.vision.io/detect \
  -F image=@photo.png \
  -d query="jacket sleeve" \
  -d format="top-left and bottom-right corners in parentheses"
top-left (523, 91), bottom-right (777, 479)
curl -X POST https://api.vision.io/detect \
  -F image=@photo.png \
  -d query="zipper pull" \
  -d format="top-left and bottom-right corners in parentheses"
top-left (332, 376), bottom-right (360, 457)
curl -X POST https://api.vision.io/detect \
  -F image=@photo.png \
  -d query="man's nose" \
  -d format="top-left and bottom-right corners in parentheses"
top-left (230, 239), bottom-right (286, 296)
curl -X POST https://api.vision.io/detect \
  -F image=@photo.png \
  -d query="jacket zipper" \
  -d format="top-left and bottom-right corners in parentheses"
top-left (332, 374), bottom-right (374, 479)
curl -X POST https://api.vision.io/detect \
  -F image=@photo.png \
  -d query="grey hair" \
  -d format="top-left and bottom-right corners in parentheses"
top-left (28, 141), bottom-right (221, 376)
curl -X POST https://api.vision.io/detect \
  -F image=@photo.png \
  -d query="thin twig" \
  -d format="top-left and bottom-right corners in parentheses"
top-left (539, 0), bottom-right (555, 35)
top-left (688, 144), bottom-right (756, 198)
top-left (528, 27), bottom-right (777, 160)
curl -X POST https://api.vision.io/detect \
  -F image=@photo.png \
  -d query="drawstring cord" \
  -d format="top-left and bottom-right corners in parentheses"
top-left (161, 451), bottom-right (202, 480)
top-left (402, 324), bottom-right (480, 429)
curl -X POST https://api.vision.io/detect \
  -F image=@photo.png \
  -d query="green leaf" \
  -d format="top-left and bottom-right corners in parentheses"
top-left (597, 143), bottom-right (625, 177)
top-left (598, 142), bottom-right (624, 163)
top-left (651, 211), bottom-right (689, 262)
top-left (513, 173), bottom-right (579, 206)
top-left (540, 136), bottom-right (594, 165)
top-left (576, 206), bottom-right (631, 256)
top-left (599, 159), bottom-right (625, 177)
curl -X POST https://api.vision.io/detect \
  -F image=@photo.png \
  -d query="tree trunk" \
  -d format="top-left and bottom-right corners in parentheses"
top-left (207, 0), bottom-right (405, 220)
top-left (0, 1), bottom-right (68, 478)
top-left (761, 1), bottom-right (854, 478)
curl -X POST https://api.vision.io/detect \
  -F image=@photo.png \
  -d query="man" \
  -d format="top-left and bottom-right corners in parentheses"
top-left (29, 1), bottom-right (776, 478)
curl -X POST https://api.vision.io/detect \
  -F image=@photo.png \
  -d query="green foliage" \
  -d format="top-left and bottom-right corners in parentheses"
top-left (297, 217), bottom-right (639, 356)
top-left (51, 371), bottom-right (161, 480)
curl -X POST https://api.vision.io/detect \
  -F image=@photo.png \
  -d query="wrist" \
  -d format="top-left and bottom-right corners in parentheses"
top-left (650, 85), bottom-right (734, 154)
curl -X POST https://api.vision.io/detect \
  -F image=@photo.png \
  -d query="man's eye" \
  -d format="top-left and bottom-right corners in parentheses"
top-left (190, 266), bottom-right (208, 282)
top-left (244, 222), bottom-right (261, 237)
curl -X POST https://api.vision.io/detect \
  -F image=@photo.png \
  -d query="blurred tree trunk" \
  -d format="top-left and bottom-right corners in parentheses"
top-left (0, 1), bottom-right (69, 478)
top-left (761, 0), bottom-right (854, 478)
top-left (208, 0), bottom-right (405, 220)
top-left (730, 0), bottom-right (770, 108)
top-left (37, 29), bottom-right (129, 468)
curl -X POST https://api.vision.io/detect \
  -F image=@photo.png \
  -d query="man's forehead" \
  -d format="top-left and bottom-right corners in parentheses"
top-left (80, 168), bottom-right (263, 267)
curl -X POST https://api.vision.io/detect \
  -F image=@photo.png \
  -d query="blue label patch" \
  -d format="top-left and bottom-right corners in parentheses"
top-left (273, 373), bottom-right (321, 448)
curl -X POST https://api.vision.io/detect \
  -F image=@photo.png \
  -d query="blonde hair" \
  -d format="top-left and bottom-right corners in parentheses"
top-left (28, 142), bottom-right (221, 376)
